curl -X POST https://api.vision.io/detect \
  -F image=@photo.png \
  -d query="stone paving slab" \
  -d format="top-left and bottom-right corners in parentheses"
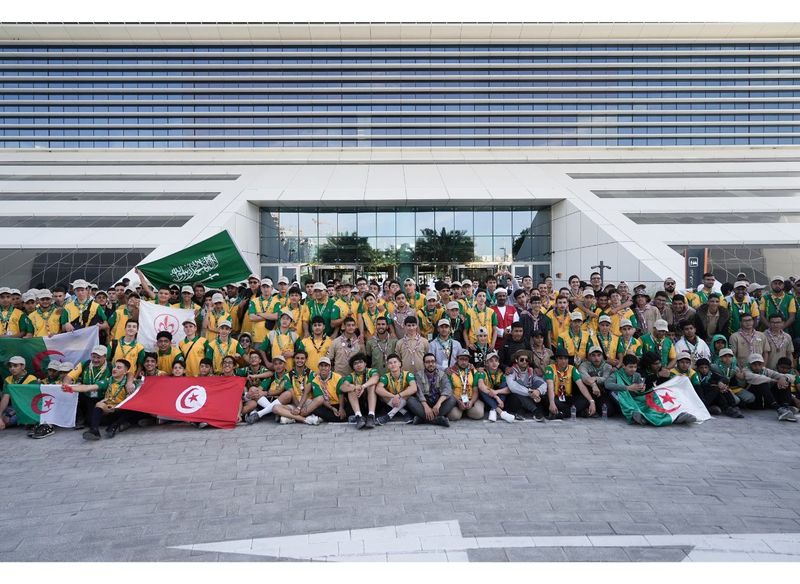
top-left (1, 409), bottom-right (799, 561)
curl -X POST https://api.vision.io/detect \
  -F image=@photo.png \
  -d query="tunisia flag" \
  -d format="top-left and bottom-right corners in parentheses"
top-left (117, 376), bottom-right (245, 429)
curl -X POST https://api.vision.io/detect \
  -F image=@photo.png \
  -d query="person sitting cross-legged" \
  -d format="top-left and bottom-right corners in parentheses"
top-left (447, 349), bottom-right (485, 422)
top-left (341, 352), bottom-right (380, 430)
top-left (545, 347), bottom-right (596, 419)
top-left (405, 352), bottom-right (454, 427)
top-left (476, 351), bottom-right (515, 423)
top-left (375, 353), bottom-right (417, 424)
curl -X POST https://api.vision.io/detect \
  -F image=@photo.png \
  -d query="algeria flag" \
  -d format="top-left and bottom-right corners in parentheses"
top-left (617, 376), bottom-right (711, 427)
top-left (0, 326), bottom-right (99, 379)
top-left (6, 384), bottom-right (78, 427)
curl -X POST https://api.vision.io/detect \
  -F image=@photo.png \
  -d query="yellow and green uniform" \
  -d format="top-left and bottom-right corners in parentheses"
top-left (103, 378), bottom-right (129, 407)
top-left (312, 371), bottom-right (345, 406)
top-left (344, 368), bottom-right (379, 389)
top-left (173, 300), bottom-right (201, 321)
top-left (262, 328), bottom-right (298, 370)
top-left (669, 367), bottom-right (701, 389)
top-left (178, 335), bottom-right (212, 376)
top-left (59, 298), bottom-right (107, 330)
top-left (156, 346), bottom-right (185, 375)
top-left (266, 372), bottom-right (292, 397)
top-left (301, 298), bottom-right (340, 337)
top-left (110, 338), bottom-right (146, 369)
top-left (247, 295), bottom-right (281, 343)
top-left (639, 333), bottom-right (676, 367)
top-left (298, 335), bottom-right (333, 373)
top-left (359, 306), bottom-right (390, 339)
top-left (417, 305), bottom-right (444, 339)
top-left (688, 289), bottom-right (729, 309)
top-left (591, 332), bottom-right (619, 361)
top-left (475, 368), bottom-right (505, 391)
top-left (466, 305), bottom-right (498, 345)
top-left (280, 303), bottom-right (304, 337)
top-left (450, 368), bottom-right (477, 401)
top-left (407, 291), bottom-right (425, 311)
top-left (379, 370), bottom-right (415, 395)
top-left (69, 360), bottom-right (111, 398)
top-left (288, 369), bottom-right (314, 401)
top-left (457, 296), bottom-right (475, 315)
top-left (0, 306), bottom-right (27, 336)
top-left (335, 296), bottom-right (360, 322)
top-left (608, 308), bottom-right (638, 337)
top-left (3, 373), bottom-right (37, 396)
top-left (544, 364), bottom-right (582, 398)
top-left (760, 292), bottom-right (797, 322)
top-left (223, 297), bottom-right (242, 333)
top-left (728, 297), bottom-right (760, 335)
top-left (557, 329), bottom-right (593, 360)
top-left (108, 306), bottom-right (133, 341)
top-left (235, 365), bottom-right (271, 389)
top-left (209, 337), bottom-right (245, 373)
top-left (616, 336), bottom-right (643, 359)
top-left (205, 309), bottom-right (231, 342)
top-left (26, 306), bottom-right (62, 337)
top-left (548, 309), bottom-right (571, 347)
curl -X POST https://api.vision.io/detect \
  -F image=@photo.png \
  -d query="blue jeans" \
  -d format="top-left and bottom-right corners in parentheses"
top-left (480, 392), bottom-right (506, 410)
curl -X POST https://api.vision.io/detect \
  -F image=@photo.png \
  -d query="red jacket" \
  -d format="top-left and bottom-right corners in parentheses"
top-left (492, 304), bottom-right (518, 349)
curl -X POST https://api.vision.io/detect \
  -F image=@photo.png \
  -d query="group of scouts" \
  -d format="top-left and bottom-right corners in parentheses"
top-left (2, 268), bottom-right (800, 441)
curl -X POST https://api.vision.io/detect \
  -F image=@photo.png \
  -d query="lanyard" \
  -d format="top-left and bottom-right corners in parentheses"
top-left (387, 372), bottom-right (405, 394)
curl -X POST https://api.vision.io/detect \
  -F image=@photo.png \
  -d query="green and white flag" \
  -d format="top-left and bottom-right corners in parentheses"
top-left (0, 326), bottom-right (99, 379)
top-left (617, 376), bottom-right (710, 426)
top-left (137, 230), bottom-right (252, 289)
top-left (6, 384), bottom-right (78, 428)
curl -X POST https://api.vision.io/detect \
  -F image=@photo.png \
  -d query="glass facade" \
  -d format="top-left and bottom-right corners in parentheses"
top-left (260, 206), bottom-right (551, 265)
top-left (1, 43), bottom-right (800, 147)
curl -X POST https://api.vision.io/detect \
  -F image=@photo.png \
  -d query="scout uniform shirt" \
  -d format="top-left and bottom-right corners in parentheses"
top-left (639, 334), bottom-right (676, 368)
top-left (108, 306), bottom-right (133, 341)
top-left (544, 363), bottom-right (583, 399)
top-left (0, 306), bottom-right (27, 336)
top-left (466, 304), bottom-right (498, 345)
top-left (379, 370), bottom-right (415, 395)
top-left (727, 296), bottom-right (760, 335)
top-left (417, 305), bottom-right (445, 340)
top-left (360, 305), bottom-right (390, 339)
top-left (205, 308), bottom-right (232, 343)
top-left (608, 308), bottom-right (638, 337)
top-left (344, 368), bottom-right (379, 391)
top-left (288, 368), bottom-right (314, 402)
top-left (3, 372), bottom-right (37, 399)
top-left (669, 367), bottom-right (701, 389)
top-left (450, 367), bottom-right (477, 402)
top-left (548, 309), bottom-right (571, 347)
top-left (262, 328), bottom-right (298, 371)
top-left (301, 297), bottom-right (340, 337)
top-left (69, 360), bottom-right (111, 398)
top-left (25, 304), bottom-right (61, 337)
top-left (235, 364), bottom-right (271, 390)
top-left (335, 295), bottom-right (360, 323)
top-left (298, 335), bottom-right (333, 373)
top-left (179, 335), bottom-right (212, 376)
top-left (557, 329), bottom-right (593, 361)
top-left (209, 337), bottom-right (246, 374)
top-left (591, 331), bottom-right (620, 361)
top-left (760, 291), bottom-right (797, 322)
top-left (312, 372), bottom-right (345, 406)
top-left (103, 377), bottom-right (129, 407)
top-left (266, 371), bottom-right (293, 397)
top-left (407, 291), bottom-right (425, 311)
top-left (156, 346), bottom-right (185, 375)
top-left (475, 368), bottom-right (505, 392)
top-left (247, 294), bottom-right (280, 343)
top-left (59, 298), bottom-right (107, 330)
top-left (110, 338), bottom-right (146, 370)
top-left (281, 303), bottom-right (304, 337)
top-left (616, 335), bottom-right (643, 359)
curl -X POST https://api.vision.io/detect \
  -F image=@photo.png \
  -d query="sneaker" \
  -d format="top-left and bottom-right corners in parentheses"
top-left (117, 422), bottom-right (132, 433)
top-left (376, 414), bottom-right (390, 426)
top-left (533, 411), bottom-right (545, 422)
top-left (279, 416), bottom-right (296, 425)
top-left (777, 407), bottom-right (797, 422)
top-left (355, 415), bottom-right (366, 430)
top-left (27, 425), bottom-right (37, 437)
top-left (631, 411), bottom-right (647, 426)
top-left (499, 411), bottom-right (515, 423)
top-left (408, 415), bottom-right (421, 425)
top-left (365, 414), bottom-right (376, 429)
top-left (348, 415), bottom-right (358, 424)
top-left (708, 405), bottom-right (722, 416)
top-left (790, 406), bottom-right (799, 415)
top-left (304, 414), bottom-right (321, 426)
top-left (433, 415), bottom-right (450, 427)
top-left (105, 424), bottom-right (118, 438)
top-left (196, 422), bottom-right (209, 429)
top-left (674, 412), bottom-right (697, 425)
top-left (82, 430), bottom-right (100, 441)
top-left (725, 406), bottom-right (744, 419)
top-left (32, 424), bottom-right (55, 439)
top-left (488, 410), bottom-right (497, 422)
top-left (514, 413), bottom-right (525, 421)
top-left (137, 417), bottom-right (155, 428)
top-left (245, 411), bottom-right (260, 425)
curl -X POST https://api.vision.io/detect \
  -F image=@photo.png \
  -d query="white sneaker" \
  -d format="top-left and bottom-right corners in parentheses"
top-left (279, 416), bottom-right (296, 425)
top-left (488, 410), bottom-right (497, 422)
top-left (304, 414), bottom-right (321, 426)
top-left (499, 411), bottom-right (515, 423)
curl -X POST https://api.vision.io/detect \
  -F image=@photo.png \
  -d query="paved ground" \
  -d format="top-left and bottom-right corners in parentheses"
top-left (2, 410), bottom-right (800, 562)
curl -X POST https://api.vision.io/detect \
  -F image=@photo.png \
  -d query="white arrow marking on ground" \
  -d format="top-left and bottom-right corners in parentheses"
top-left (172, 520), bottom-right (800, 562)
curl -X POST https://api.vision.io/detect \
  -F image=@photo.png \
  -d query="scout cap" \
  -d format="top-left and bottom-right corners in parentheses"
top-left (461, 279), bottom-right (473, 287)
top-left (425, 291), bottom-right (438, 301)
top-left (676, 351), bottom-right (692, 362)
top-left (733, 281), bottom-right (748, 289)
top-left (21, 291), bottom-right (36, 302)
top-left (771, 275), bottom-right (785, 283)
top-left (655, 319), bottom-right (669, 332)
top-left (9, 289), bottom-right (20, 295)
top-left (748, 353), bottom-right (765, 364)
top-left (437, 318), bottom-right (451, 327)
top-left (620, 319), bottom-right (633, 328)
top-left (181, 285), bottom-right (193, 294)
top-left (588, 345), bottom-right (604, 354)
top-left (582, 289), bottom-right (595, 297)
top-left (312, 282), bottom-right (326, 291)
top-left (261, 278), bottom-right (273, 287)
top-left (272, 354), bottom-right (286, 363)
top-left (182, 318), bottom-right (197, 326)
top-left (318, 356), bottom-right (331, 365)
top-left (570, 311), bottom-right (583, 321)
top-left (404, 278), bottom-right (415, 284)
top-left (91, 345), bottom-right (108, 356)
top-left (0, 287), bottom-right (10, 294)
top-left (598, 315), bottom-right (612, 324)
top-left (446, 301), bottom-right (460, 310)
top-left (280, 308), bottom-right (294, 321)
top-left (71, 279), bottom-right (89, 289)
top-left (746, 283), bottom-right (764, 293)
top-left (485, 351), bottom-right (500, 361)
top-left (218, 320), bottom-right (232, 329)
top-left (719, 348), bottom-right (734, 358)
top-left (7, 356), bottom-right (26, 365)
top-left (211, 293), bottom-right (225, 303)
top-left (277, 276), bottom-right (289, 285)
top-left (59, 361), bottom-right (74, 372)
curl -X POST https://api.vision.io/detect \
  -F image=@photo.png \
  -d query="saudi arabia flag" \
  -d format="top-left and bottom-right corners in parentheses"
top-left (6, 384), bottom-right (78, 427)
top-left (617, 375), bottom-right (711, 426)
top-left (0, 326), bottom-right (99, 379)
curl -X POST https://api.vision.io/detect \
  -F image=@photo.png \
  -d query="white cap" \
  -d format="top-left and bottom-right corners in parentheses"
top-left (9, 288), bottom-right (20, 295)
top-left (425, 291), bottom-right (438, 301)
top-left (7, 356), bottom-right (26, 365)
top-left (588, 345), bottom-right (604, 354)
top-left (583, 289), bottom-right (595, 297)
top-left (261, 278), bottom-right (273, 287)
top-left (182, 318), bottom-right (197, 326)
top-left (247, 274), bottom-right (260, 282)
top-left (404, 277), bottom-right (415, 284)
top-left (21, 291), bottom-right (36, 302)
top-left (570, 311), bottom-right (584, 321)
top-left (37, 289), bottom-right (53, 299)
top-left (211, 293), bottom-right (225, 303)
top-left (218, 320), bottom-right (232, 329)
top-left (71, 279), bottom-right (90, 289)
top-left (437, 318), bottom-right (451, 327)
top-left (451, 281), bottom-right (462, 287)
top-left (279, 308), bottom-right (294, 321)
top-left (495, 287), bottom-right (508, 296)
top-left (446, 301), bottom-right (460, 310)
top-left (318, 356), bottom-right (331, 365)
top-left (748, 353), bottom-right (765, 364)
top-left (747, 283), bottom-right (765, 293)
top-left (48, 359), bottom-right (62, 370)
top-left (272, 354), bottom-right (287, 363)
top-left (620, 319), bottom-right (633, 328)
top-left (59, 361), bottom-right (75, 372)
top-left (0, 287), bottom-right (10, 295)
top-left (598, 315), bottom-right (612, 324)
top-left (312, 282), bottom-right (326, 291)
top-left (733, 281), bottom-right (748, 289)
top-left (88, 283), bottom-right (98, 289)
top-left (277, 276), bottom-right (289, 285)
top-left (771, 275), bottom-right (785, 283)
top-left (461, 279), bottom-right (473, 287)
top-left (655, 319), bottom-right (669, 332)
top-left (719, 348), bottom-right (734, 358)
top-left (91, 345), bottom-right (107, 356)
top-left (181, 285), bottom-right (193, 294)
top-left (676, 351), bottom-right (692, 361)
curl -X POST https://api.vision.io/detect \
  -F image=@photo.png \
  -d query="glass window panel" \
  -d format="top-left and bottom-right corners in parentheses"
top-left (281, 236), bottom-right (300, 263)
top-left (279, 211), bottom-right (299, 237)
top-left (337, 212), bottom-right (358, 235)
top-left (260, 237), bottom-right (281, 263)
top-left (474, 237), bottom-right (493, 262)
top-left (395, 237), bottom-right (416, 263)
top-left (316, 213), bottom-right (337, 236)
top-left (474, 208), bottom-right (493, 236)
top-left (512, 209), bottom-right (533, 235)
top-left (375, 237), bottom-right (396, 265)
top-left (376, 212), bottom-right (396, 236)
top-left (453, 210), bottom-right (473, 236)
top-left (357, 211), bottom-right (377, 236)
top-left (415, 210), bottom-right (435, 235)
top-left (493, 211), bottom-right (513, 235)
top-left (435, 210), bottom-right (454, 232)
top-left (396, 212), bottom-right (415, 236)
top-left (261, 211), bottom-right (280, 238)
top-left (296, 237), bottom-right (314, 263)
top-left (493, 236), bottom-right (513, 263)
top-left (298, 212), bottom-right (317, 239)
top-left (531, 209), bottom-right (551, 235)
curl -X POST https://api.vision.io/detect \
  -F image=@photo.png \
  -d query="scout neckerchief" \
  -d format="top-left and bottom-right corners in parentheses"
top-left (766, 328), bottom-right (789, 353)
top-left (84, 361), bottom-right (107, 384)
top-left (554, 364), bottom-right (571, 399)
top-left (766, 292), bottom-right (790, 319)
top-left (373, 333), bottom-right (391, 363)
top-left (386, 370), bottom-right (407, 395)
top-left (738, 327), bottom-right (759, 355)
top-left (338, 333), bottom-right (357, 361)
top-left (484, 367), bottom-right (504, 390)
top-left (363, 306), bottom-right (381, 334)
top-left (318, 373), bottom-right (335, 404)
top-left (0, 306), bottom-right (14, 332)
top-left (215, 336), bottom-right (234, 359)
top-left (596, 332), bottom-right (614, 358)
top-left (473, 304), bottom-right (490, 330)
top-left (290, 367), bottom-right (309, 398)
top-left (404, 334), bottom-right (422, 369)
top-left (310, 334), bottom-right (328, 354)
top-left (308, 298), bottom-right (329, 320)
top-left (271, 328), bottom-right (294, 355)
top-left (621, 335), bottom-right (637, 355)
top-left (35, 305), bottom-right (58, 335)
top-left (117, 337), bottom-right (139, 361)
top-left (568, 328), bottom-right (584, 353)
top-left (435, 336), bottom-right (453, 363)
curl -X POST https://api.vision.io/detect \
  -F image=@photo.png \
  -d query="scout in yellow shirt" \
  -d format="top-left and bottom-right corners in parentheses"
top-left (26, 289), bottom-right (61, 337)
top-left (178, 319), bottom-right (212, 376)
top-left (155, 331), bottom-right (186, 375)
top-left (202, 292), bottom-right (232, 342)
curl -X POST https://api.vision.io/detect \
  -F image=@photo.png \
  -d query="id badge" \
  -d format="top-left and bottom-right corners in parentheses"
top-left (427, 333), bottom-right (433, 341)
top-left (441, 359), bottom-right (448, 369)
